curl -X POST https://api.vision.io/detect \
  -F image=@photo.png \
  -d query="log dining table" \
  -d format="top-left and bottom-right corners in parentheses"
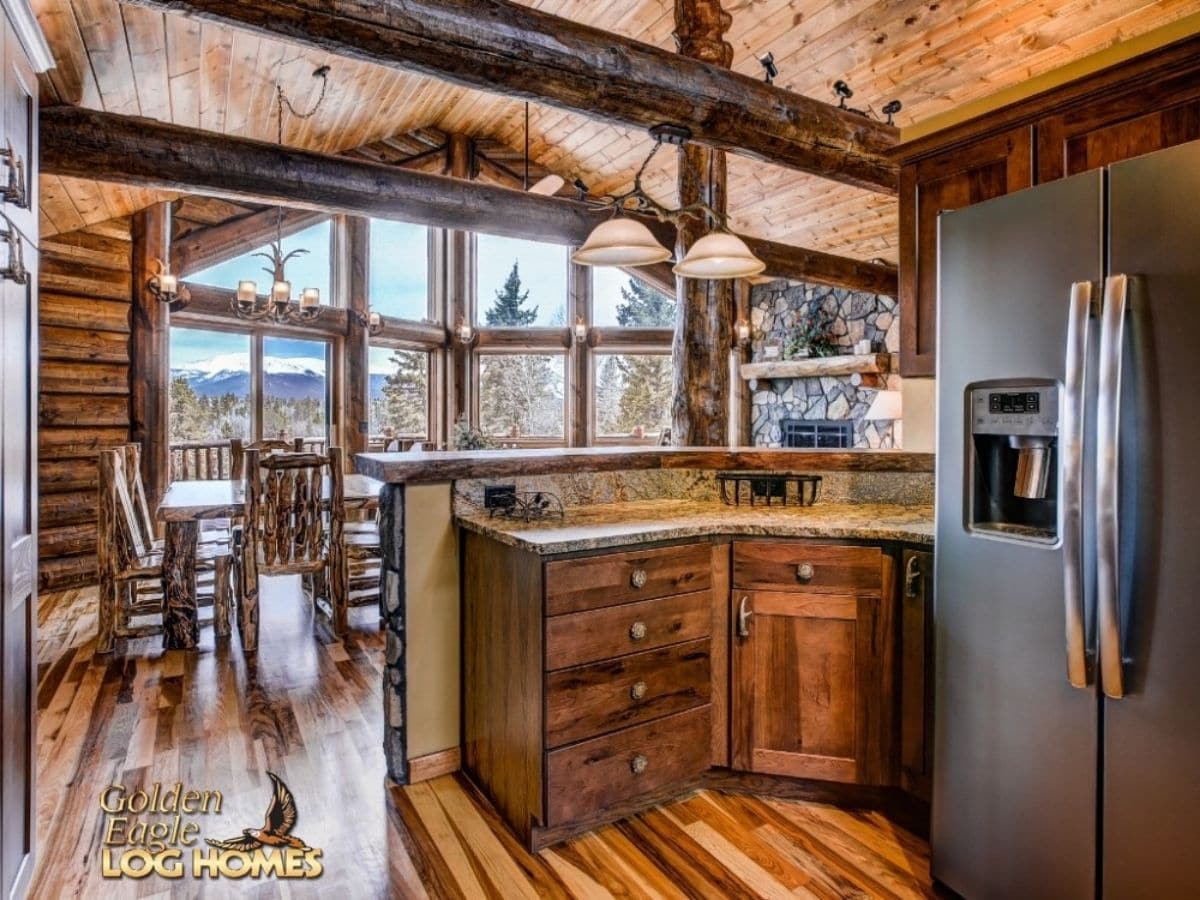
top-left (155, 474), bottom-right (383, 649)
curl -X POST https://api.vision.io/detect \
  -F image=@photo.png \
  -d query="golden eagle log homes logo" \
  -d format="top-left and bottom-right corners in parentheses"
top-left (100, 772), bottom-right (323, 880)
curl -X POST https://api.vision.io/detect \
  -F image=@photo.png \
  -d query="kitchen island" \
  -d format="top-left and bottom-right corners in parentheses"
top-left (356, 446), bottom-right (935, 843)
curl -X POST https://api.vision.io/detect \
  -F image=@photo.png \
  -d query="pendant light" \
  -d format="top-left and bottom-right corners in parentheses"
top-left (571, 124), bottom-right (764, 280)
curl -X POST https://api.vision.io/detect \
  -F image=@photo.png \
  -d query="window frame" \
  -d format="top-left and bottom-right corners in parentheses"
top-left (590, 343), bottom-right (675, 446)
top-left (472, 347), bottom-right (570, 447)
top-left (367, 218), bottom-right (438, 324)
top-left (367, 338), bottom-right (438, 447)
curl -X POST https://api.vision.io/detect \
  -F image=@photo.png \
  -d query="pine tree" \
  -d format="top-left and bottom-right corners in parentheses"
top-left (381, 349), bottom-right (428, 435)
top-left (169, 376), bottom-right (204, 441)
top-left (616, 278), bottom-right (674, 327)
top-left (485, 261), bottom-right (538, 326)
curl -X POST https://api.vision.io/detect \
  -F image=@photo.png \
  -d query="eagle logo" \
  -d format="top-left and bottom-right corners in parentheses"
top-left (205, 772), bottom-right (310, 852)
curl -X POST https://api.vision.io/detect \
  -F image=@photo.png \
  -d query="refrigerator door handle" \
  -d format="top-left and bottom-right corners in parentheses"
top-left (1062, 280), bottom-right (1093, 689)
top-left (1097, 273), bottom-right (1128, 699)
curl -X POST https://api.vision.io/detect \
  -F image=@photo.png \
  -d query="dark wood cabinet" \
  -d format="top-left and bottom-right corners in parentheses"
top-left (899, 548), bottom-right (934, 802)
top-left (730, 541), bottom-right (896, 786)
top-left (897, 34), bottom-right (1200, 377)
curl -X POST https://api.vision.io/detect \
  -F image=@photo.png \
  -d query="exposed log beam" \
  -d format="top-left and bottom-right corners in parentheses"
top-left (122, 0), bottom-right (899, 193)
top-left (41, 107), bottom-right (896, 296)
top-left (171, 206), bottom-right (327, 276)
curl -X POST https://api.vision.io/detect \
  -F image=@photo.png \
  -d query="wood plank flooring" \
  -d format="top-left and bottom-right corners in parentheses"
top-left (31, 581), bottom-right (932, 898)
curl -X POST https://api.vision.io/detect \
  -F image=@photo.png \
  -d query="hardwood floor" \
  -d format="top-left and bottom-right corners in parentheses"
top-left (31, 580), bottom-right (932, 898)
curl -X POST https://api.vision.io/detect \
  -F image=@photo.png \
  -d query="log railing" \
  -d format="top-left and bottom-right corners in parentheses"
top-left (169, 438), bottom-right (328, 481)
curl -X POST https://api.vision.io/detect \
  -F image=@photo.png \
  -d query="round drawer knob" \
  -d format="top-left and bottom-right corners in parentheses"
top-left (796, 563), bottom-right (815, 583)
top-left (630, 680), bottom-right (648, 701)
top-left (630, 754), bottom-right (648, 775)
top-left (629, 621), bottom-right (648, 642)
top-left (630, 568), bottom-right (648, 588)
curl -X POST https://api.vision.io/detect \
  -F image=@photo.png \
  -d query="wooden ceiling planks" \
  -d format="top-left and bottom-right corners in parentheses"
top-left (32, 0), bottom-right (1200, 262)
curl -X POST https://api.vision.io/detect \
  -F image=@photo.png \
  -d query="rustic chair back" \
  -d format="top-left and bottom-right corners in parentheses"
top-left (230, 438), bottom-right (305, 480)
top-left (119, 443), bottom-right (156, 549)
top-left (98, 449), bottom-right (151, 574)
top-left (244, 447), bottom-right (344, 572)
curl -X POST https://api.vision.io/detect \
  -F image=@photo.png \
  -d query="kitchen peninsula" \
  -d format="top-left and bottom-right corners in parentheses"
top-left (356, 447), bottom-right (935, 848)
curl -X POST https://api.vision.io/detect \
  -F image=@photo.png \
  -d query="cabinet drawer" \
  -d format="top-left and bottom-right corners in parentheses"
top-left (733, 542), bottom-right (882, 594)
top-left (546, 639), bottom-right (711, 748)
top-left (546, 706), bottom-right (711, 825)
top-left (545, 543), bottom-right (711, 615)
top-left (546, 590), bottom-right (711, 670)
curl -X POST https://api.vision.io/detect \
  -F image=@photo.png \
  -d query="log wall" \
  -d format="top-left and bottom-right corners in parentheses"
top-left (37, 219), bottom-right (133, 590)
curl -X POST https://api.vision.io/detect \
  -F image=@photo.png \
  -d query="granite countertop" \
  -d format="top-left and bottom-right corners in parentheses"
top-left (456, 499), bottom-right (934, 555)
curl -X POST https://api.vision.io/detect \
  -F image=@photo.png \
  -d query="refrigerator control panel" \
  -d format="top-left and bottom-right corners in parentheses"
top-left (971, 385), bottom-right (1058, 436)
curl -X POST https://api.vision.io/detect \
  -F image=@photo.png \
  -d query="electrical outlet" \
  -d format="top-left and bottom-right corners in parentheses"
top-left (483, 485), bottom-right (517, 510)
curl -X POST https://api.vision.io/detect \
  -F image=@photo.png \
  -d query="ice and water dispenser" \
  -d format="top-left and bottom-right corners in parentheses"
top-left (967, 384), bottom-right (1059, 543)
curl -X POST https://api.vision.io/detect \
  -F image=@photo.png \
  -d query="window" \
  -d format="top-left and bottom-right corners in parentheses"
top-left (369, 220), bottom-right (430, 321)
top-left (592, 269), bottom-right (674, 327)
top-left (189, 219), bottom-right (333, 305)
top-left (168, 328), bottom-right (330, 449)
top-left (262, 336), bottom-right (330, 445)
top-left (475, 234), bottom-right (567, 326)
top-left (478, 353), bottom-right (565, 440)
top-left (168, 328), bottom-right (252, 443)
top-left (595, 352), bottom-right (672, 440)
top-left (369, 345), bottom-right (430, 443)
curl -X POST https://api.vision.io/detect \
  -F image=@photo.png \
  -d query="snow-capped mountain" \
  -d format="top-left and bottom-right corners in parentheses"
top-left (171, 352), bottom-right (391, 400)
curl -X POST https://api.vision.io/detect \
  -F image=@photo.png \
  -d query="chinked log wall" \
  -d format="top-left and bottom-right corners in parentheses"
top-left (37, 220), bottom-right (133, 590)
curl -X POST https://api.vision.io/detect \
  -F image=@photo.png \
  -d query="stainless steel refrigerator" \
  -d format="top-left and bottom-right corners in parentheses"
top-left (934, 138), bottom-right (1200, 899)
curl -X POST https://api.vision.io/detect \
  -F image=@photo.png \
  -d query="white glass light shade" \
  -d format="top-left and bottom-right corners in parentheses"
top-left (572, 218), bottom-right (672, 267)
top-left (272, 280), bottom-right (291, 303)
top-left (237, 280), bottom-right (257, 304)
top-left (301, 287), bottom-right (320, 308)
top-left (673, 232), bottom-right (766, 280)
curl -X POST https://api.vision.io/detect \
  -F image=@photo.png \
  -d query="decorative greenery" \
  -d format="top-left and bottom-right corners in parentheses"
top-left (784, 311), bottom-right (838, 359)
top-left (452, 416), bottom-right (498, 450)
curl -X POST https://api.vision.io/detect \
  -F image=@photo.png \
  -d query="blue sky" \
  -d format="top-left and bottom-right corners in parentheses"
top-left (170, 328), bottom-right (327, 369)
top-left (476, 233), bottom-right (568, 325)
top-left (370, 220), bottom-right (429, 320)
top-left (191, 220), bottom-right (332, 302)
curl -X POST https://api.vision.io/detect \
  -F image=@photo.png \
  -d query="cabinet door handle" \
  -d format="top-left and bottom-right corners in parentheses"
top-left (629, 680), bottom-right (647, 701)
top-left (630, 754), bottom-right (648, 775)
top-left (629, 568), bottom-right (648, 588)
top-left (628, 621), bottom-right (647, 642)
top-left (737, 595), bottom-right (752, 638)
top-left (0, 143), bottom-right (26, 209)
top-left (796, 563), bottom-right (815, 583)
top-left (904, 554), bottom-right (921, 599)
top-left (0, 226), bottom-right (27, 285)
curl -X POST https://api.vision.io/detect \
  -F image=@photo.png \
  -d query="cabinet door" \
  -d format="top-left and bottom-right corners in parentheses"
top-left (732, 585), bottom-right (891, 785)
top-left (1036, 73), bottom-right (1200, 183)
top-left (0, 242), bottom-right (34, 898)
top-left (900, 548), bottom-right (934, 801)
top-left (898, 126), bottom-right (1032, 377)
top-left (1, 24), bottom-right (33, 243)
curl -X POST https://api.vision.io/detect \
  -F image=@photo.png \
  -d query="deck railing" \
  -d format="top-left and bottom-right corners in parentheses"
top-left (169, 437), bottom-right (328, 481)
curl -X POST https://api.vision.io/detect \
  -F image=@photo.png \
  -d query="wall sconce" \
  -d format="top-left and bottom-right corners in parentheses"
top-left (454, 315), bottom-right (475, 345)
top-left (353, 308), bottom-right (385, 336)
top-left (147, 260), bottom-right (189, 307)
top-left (734, 318), bottom-right (752, 346)
top-left (573, 316), bottom-right (589, 345)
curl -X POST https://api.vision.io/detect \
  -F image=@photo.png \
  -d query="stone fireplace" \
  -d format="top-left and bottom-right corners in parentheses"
top-left (748, 280), bottom-right (901, 449)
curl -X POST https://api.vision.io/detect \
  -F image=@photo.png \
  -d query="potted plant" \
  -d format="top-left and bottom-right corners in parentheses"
top-left (784, 314), bottom-right (838, 359)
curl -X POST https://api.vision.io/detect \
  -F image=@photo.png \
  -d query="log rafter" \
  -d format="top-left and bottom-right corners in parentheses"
top-left (41, 106), bottom-right (897, 295)
top-left (122, 0), bottom-right (899, 193)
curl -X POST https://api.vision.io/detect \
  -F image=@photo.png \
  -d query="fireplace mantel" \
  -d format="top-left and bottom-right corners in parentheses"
top-left (741, 353), bottom-right (895, 388)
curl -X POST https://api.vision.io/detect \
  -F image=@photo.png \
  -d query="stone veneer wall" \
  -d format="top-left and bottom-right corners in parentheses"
top-left (749, 280), bottom-right (901, 448)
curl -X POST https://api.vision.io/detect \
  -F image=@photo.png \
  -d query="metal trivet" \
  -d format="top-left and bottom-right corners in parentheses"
top-left (716, 471), bottom-right (822, 507)
top-left (487, 490), bottom-right (565, 523)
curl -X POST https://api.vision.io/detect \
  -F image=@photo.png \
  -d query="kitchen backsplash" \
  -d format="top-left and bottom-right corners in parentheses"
top-left (749, 279), bottom-right (901, 448)
top-left (453, 467), bottom-right (933, 517)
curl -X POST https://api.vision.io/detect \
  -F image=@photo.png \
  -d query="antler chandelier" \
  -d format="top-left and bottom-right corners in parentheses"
top-left (572, 124), bottom-right (765, 280)
top-left (232, 66), bottom-right (330, 325)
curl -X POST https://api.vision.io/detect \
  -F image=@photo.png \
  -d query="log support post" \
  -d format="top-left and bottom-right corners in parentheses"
top-left (447, 133), bottom-right (473, 438)
top-left (130, 201), bottom-right (172, 515)
top-left (671, 0), bottom-right (734, 447)
top-left (346, 216), bottom-right (371, 463)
